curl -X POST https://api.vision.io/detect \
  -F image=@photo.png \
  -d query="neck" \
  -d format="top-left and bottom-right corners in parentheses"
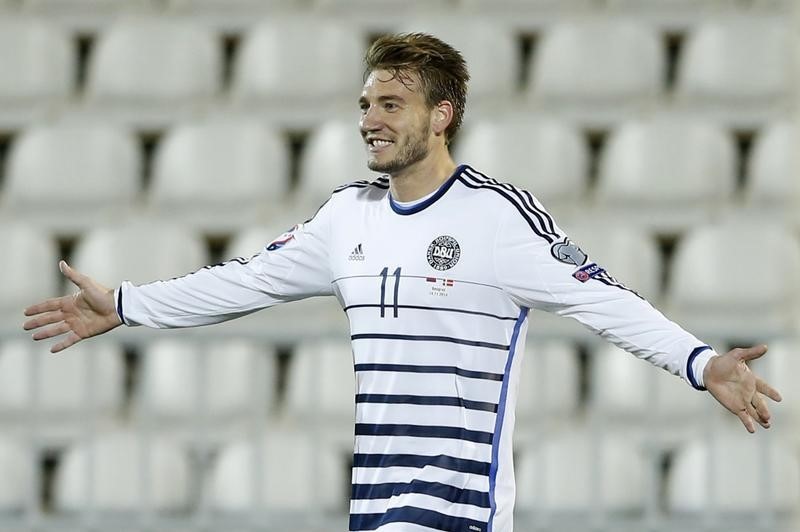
top-left (389, 149), bottom-right (457, 202)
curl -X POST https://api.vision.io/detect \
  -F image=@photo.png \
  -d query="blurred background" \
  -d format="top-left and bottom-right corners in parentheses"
top-left (0, 0), bottom-right (798, 530)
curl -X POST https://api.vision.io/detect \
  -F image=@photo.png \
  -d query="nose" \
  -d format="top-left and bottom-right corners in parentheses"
top-left (359, 105), bottom-right (382, 133)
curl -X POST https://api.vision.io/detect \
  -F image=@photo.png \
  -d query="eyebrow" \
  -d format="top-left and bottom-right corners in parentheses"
top-left (358, 94), bottom-right (407, 105)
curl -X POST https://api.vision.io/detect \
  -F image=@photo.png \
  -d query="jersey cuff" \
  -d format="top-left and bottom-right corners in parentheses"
top-left (114, 285), bottom-right (128, 326)
top-left (687, 346), bottom-right (718, 390)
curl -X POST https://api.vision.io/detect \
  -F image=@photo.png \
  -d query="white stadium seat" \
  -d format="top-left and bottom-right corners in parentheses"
top-left (0, 17), bottom-right (73, 125)
top-left (149, 118), bottom-right (290, 231)
top-left (745, 122), bottom-right (799, 227)
top-left (677, 19), bottom-right (792, 102)
top-left (86, 17), bottom-right (221, 126)
top-left (529, 20), bottom-right (664, 119)
top-left (397, 20), bottom-right (517, 103)
top-left (452, 119), bottom-right (588, 219)
top-left (595, 118), bottom-right (736, 231)
top-left (208, 428), bottom-right (346, 512)
top-left (0, 224), bottom-right (58, 322)
top-left (70, 221), bottom-right (209, 287)
top-left (565, 223), bottom-right (662, 302)
top-left (54, 430), bottom-right (192, 512)
top-left (516, 429), bottom-right (647, 516)
top-left (589, 344), bottom-right (708, 427)
top-left (137, 339), bottom-right (277, 422)
top-left (666, 219), bottom-right (800, 337)
top-left (284, 339), bottom-right (355, 430)
top-left (0, 339), bottom-right (125, 419)
top-left (231, 17), bottom-right (365, 126)
top-left (3, 121), bottom-right (140, 231)
top-left (297, 119), bottom-right (384, 212)
top-left (668, 433), bottom-right (800, 516)
top-left (0, 438), bottom-right (33, 513)
top-left (516, 341), bottom-right (580, 425)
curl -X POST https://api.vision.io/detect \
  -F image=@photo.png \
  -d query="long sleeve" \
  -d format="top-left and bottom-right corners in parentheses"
top-left (494, 203), bottom-right (717, 389)
top-left (116, 199), bottom-right (334, 329)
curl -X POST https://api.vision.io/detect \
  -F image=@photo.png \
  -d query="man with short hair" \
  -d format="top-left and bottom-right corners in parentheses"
top-left (24, 33), bottom-right (781, 532)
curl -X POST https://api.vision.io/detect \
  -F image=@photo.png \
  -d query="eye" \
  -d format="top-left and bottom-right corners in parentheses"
top-left (384, 102), bottom-right (398, 112)
top-left (359, 102), bottom-right (369, 112)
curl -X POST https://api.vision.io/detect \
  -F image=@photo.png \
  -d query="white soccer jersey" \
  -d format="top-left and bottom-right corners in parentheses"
top-left (117, 164), bottom-right (716, 532)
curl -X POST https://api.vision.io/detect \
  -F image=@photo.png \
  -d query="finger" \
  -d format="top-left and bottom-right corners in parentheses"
top-left (22, 311), bottom-right (64, 331)
top-left (23, 297), bottom-right (64, 317)
top-left (756, 378), bottom-right (782, 402)
top-left (52, 332), bottom-right (82, 353)
top-left (751, 394), bottom-right (771, 427)
top-left (59, 260), bottom-right (88, 290)
top-left (31, 322), bottom-right (71, 341)
top-left (737, 409), bottom-right (756, 434)
top-left (734, 345), bottom-right (768, 363)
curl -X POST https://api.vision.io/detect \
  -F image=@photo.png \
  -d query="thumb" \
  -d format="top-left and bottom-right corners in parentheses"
top-left (59, 260), bottom-right (87, 290)
top-left (733, 344), bottom-right (768, 363)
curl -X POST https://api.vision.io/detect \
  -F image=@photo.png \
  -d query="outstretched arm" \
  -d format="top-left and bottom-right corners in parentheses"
top-left (23, 261), bottom-right (122, 353)
top-left (704, 345), bottom-right (782, 433)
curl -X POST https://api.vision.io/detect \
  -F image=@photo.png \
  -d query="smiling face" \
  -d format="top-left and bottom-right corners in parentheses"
top-left (358, 69), bottom-right (435, 175)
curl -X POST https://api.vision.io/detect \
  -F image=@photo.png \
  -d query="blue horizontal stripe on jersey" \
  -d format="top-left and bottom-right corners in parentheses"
top-left (353, 453), bottom-right (491, 476)
top-left (355, 364), bottom-right (505, 382)
top-left (355, 424), bottom-right (494, 445)
top-left (351, 333), bottom-right (509, 351)
top-left (350, 505), bottom-right (488, 532)
top-left (352, 480), bottom-right (491, 508)
top-left (356, 394), bottom-right (498, 413)
top-left (344, 303), bottom-right (519, 321)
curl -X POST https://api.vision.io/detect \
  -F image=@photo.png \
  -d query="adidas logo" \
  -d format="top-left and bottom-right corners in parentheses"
top-left (348, 243), bottom-right (365, 261)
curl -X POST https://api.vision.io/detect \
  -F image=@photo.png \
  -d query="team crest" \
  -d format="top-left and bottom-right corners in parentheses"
top-left (427, 235), bottom-right (461, 271)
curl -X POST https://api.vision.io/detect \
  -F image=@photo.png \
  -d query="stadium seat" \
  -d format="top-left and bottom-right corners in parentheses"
top-left (667, 433), bottom-right (800, 518)
top-left (452, 119), bottom-right (588, 219)
top-left (136, 338), bottom-right (277, 423)
top-left (208, 428), bottom-right (347, 512)
top-left (528, 20), bottom-right (664, 120)
top-left (3, 121), bottom-right (140, 232)
top-left (564, 222), bottom-right (662, 301)
top-left (677, 19), bottom-right (792, 103)
top-left (589, 344), bottom-right (709, 430)
top-left (53, 429), bottom-right (192, 512)
top-left (231, 17), bottom-right (365, 126)
top-left (149, 118), bottom-right (290, 231)
top-left (396, 20), bottom-right (517, 103)
top-left (0, 17), bottom-right (73, 126)
top-left (516, 428), bottom-right (647, 517)
top-left (69, 220), bottom-right (209, 288)
top-left (745, 122), bottom-right (799, 227)
top-left (516, 341), bottom-right (580, 426)
top-left (284, 339), bottom-right (355, 434)
top-left (0, 339), bottom-right (125, 420)
top-left (666, 219), bottom-right (800, 337)
top-left (0, 224), bottom-right (58, 323)
top-left (594, 117), bottom-right (736, 231)
top-left (0, 438), bottom-right (33, 513)
top-left (86, 17), bottom-right (221, 127)
top-left (297, 119), bottom-right (384, 212)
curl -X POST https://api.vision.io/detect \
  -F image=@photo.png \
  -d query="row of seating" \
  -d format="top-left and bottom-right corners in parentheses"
top-left (0, 426), bottom-right (797, 520)
top-left (0, 118), bottom-right (796, 233)
top-left (0, 16), bottom-right (792, 127)
top-left (1, 337), bottom-right (797, 432)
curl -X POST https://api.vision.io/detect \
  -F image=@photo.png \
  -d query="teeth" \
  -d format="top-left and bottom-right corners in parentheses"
top-left (371, 139), bottom-right (392, 147)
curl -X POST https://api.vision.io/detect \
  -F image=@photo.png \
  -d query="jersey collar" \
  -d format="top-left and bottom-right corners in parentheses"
top-left (388, 164), bottom-right (466, 216)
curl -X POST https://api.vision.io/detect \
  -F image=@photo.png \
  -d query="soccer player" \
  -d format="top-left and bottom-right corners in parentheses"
top-left (23, 33), bottom-right (782, 532)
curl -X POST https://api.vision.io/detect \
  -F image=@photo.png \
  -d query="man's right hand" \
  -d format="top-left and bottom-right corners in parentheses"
top-left (23, 261), bottom-right (122, 353)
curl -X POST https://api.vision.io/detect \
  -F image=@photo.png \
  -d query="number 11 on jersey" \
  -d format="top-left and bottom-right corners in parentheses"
top-left (379, 267), bottom-right (401, 318)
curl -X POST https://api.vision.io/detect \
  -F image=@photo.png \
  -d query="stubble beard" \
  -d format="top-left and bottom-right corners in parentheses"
top-left (367, 123), bottom-right (431, 174)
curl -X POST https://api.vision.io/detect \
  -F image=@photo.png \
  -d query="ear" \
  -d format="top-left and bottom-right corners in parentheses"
top-left (431, 100), bottom-right (454, 136)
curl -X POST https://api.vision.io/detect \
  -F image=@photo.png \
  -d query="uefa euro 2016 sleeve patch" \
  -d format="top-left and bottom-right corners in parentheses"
top-left (266, 225), bottom-right (299, 251)
top-left (550, 238), bottom-right (588, 266)
top-left (572, 262), bottom-right (606, 283)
